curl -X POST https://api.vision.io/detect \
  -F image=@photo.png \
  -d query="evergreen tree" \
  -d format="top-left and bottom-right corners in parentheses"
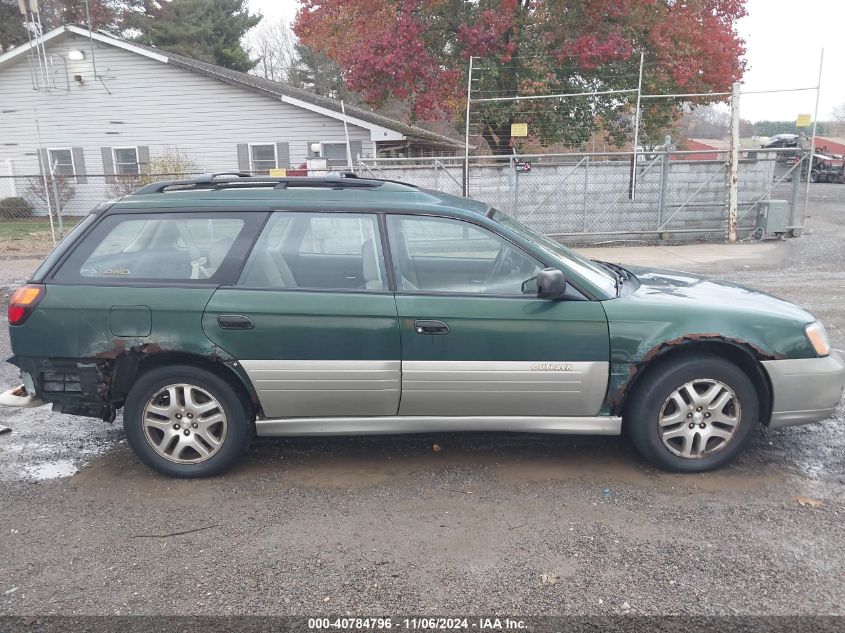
top-left (129, 0), bottom-right (261, 72)
top-left (0, 1), bottom-right (27, 52)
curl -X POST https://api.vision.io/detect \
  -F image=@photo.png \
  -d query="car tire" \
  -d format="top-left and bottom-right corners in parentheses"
top-left (625, 353), bottom-right (759, 473)
top-left (123, 364), bottom-right (253, 477)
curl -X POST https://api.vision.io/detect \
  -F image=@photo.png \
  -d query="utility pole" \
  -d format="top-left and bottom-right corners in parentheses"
top-left (800, 48), bottom-right (824, 234)
top-left (727, 82), bottom-right (740, 243)
top-left (630, 51), bottom-right (645, 199)
top-left (463, 56), bottom-right (473, 197)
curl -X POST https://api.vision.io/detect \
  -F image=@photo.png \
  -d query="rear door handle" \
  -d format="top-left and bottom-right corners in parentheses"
top-left (414, 319), bottom-right (449, 335)
top-left (217, 314), bottom-right (254, 330)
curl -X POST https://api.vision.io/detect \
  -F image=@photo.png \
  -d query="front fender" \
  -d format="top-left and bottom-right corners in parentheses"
top-left (601, 298), bottom-right (816, 414)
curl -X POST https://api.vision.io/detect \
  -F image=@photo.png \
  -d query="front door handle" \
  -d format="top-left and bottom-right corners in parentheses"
top-left (414, 319), bottom-right (449, 335)
top-left (217, 314), bottom-right (254, 330)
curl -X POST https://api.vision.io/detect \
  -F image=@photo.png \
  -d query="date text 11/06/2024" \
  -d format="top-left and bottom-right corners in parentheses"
top-left (307, 618), bottom-right (528, 630)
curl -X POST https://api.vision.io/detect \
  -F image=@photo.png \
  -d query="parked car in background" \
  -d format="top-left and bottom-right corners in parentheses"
top-left (3, 173), bottom-right (843, 477)
top-left (761, 133), bottom-right (800, 149)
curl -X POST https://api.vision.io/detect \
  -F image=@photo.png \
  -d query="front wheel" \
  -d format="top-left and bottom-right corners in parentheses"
top-left (123, 365), bottom-right (253, 477)
top-left (625, 354), bottom-right (759, 472)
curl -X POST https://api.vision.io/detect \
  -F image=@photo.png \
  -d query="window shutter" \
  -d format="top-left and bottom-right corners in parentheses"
top-left (276, 142), bottom-right (289, 168)
top-left (349, 141), bottom-right (363, 165)
top-left (72, 147), bottom-right (87, 183)
top-left (38, 149), bottom-right (49, 175)
top-left (237, 144), bottom-right (250, 172)
top-left (101, 147), bottom-right (115, 183)
top-left (137, 145), bottom-right (150, 175)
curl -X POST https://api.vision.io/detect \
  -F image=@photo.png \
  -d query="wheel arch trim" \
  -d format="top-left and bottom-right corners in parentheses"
top-left (609, 336), bottom-right (775, 426)
top-left (112, 349), bottom-right (260, 415)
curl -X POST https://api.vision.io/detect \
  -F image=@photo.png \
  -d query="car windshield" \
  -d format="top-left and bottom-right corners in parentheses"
top-left (491, 209), bottom-right (618, 296)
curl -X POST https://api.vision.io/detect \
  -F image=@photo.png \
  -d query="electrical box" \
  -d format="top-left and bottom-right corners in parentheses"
top-left (755, 199), bottom-right (789, 235)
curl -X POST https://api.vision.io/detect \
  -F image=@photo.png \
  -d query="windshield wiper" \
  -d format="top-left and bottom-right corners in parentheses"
top-left (596, 261), bottom-right (625, 296)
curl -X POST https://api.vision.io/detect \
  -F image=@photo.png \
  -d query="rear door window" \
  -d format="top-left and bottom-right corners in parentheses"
top-left (238, 211), bottom-right (387, 291)
top-left (53, 213), bottom-right (257, 283)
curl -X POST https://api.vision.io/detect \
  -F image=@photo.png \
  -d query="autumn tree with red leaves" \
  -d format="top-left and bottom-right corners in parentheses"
top-left (295, 0), bottom-right (747, 154)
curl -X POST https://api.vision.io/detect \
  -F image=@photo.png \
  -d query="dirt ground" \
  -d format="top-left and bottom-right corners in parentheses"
top-left (0, 218), bottom-right (78, 261)
top-left (0, 186), bottom-right (843, 616)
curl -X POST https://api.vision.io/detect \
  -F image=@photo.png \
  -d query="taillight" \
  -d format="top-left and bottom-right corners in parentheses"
top-left (8, 284), bottom-right (45, 326)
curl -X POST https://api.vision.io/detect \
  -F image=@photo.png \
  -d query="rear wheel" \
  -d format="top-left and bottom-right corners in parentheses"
top-left (625, 353), bottom-right (759, 472)
top-left (124, 365), bottom-right (253, 477)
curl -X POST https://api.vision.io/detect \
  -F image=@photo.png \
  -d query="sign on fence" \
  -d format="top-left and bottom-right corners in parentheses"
top-left (510, 123), bottom-right (528, 137)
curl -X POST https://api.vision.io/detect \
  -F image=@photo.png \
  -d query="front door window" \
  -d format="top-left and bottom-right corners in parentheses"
top-left (386, 214), bottom-right (542, 295)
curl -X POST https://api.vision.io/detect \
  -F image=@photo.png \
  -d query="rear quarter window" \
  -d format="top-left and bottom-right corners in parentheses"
top-left (52, 212), bottom-right (261, 284)
top-left (30, 213), bottom-right (97, 282)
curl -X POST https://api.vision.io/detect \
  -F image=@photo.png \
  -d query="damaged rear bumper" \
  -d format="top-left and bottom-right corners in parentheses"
top-left (4, 358), bottom-right (113, 419)
top-left (762, 350), bottom-right (845, 428)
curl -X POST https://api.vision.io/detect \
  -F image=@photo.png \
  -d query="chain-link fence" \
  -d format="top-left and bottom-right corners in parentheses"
top-left (356, 146), bottom-right (808, 244)
top-left (0, 148), bottom-right (812, 249)
top-left (0, 171), bottom-right (208, 247)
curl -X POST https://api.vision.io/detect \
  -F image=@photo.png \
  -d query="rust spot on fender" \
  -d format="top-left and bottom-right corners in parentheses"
top-left (95, 339), bottom-right (165, 360)
top-left (638, 333), bottom-right (783, 365)
top-left (609, 333), bottom-right (784, 413)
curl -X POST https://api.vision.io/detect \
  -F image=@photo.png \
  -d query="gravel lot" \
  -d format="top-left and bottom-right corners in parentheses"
top-left (0, 186), bottom-right (843, 616)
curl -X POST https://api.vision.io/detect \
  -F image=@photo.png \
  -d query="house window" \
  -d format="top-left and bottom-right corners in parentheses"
top-left (321, 143), bottom-right (348, 167)
top-left (249, 144), bottom-right (277, 174)
top-left (113, 147), bottom-right (139, 175)
top-left (47, 149), bottom-right (75, 177)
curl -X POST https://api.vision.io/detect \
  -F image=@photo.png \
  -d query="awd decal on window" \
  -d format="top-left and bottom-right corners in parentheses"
top-left (102, 268), bottom-right (131, 276)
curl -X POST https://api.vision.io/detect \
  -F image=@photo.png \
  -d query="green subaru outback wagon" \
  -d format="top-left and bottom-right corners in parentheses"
top-left (3, 173), bottom-right (843, 477)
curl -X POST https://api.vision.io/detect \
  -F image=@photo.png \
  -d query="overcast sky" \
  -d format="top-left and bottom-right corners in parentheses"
top-left (248, 0), bottom-right (844, 122)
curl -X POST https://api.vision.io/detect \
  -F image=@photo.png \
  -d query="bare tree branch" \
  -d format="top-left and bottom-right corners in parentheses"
top-left (249, 17), bottom-right (297, 83)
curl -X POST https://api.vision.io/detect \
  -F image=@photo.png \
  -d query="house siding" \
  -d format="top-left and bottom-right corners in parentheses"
top-left (0, 32), bottom-right (374, 215)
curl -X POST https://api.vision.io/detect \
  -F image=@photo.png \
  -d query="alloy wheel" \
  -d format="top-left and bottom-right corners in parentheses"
top-left (658, 378), bottom-right (741, 459)
top-left (142, 383), bottom-right (228, 464)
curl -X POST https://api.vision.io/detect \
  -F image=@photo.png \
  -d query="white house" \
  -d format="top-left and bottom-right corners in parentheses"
top-left (0, 24), bottom-right (463, 215)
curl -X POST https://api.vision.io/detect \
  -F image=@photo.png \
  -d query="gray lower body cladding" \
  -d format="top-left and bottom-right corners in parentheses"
top-left (240, 359), bottom-right (609, 419)
top-left (239, 360), bottom-right (401, 418)
top-left (253, 415), bottom-right (622, 436)
top-left (398, 361), bottom-right (608, 416)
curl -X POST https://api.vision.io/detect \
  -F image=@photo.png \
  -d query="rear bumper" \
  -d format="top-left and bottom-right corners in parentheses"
top-left (762, 351), bottom-right (845, 428)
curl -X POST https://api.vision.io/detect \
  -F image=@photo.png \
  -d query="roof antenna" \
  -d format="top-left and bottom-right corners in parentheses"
top-left (341, 100), bottom-right (353, 171)
top-left (83, 0), bottom-right (110, 94)
top-left (18, 0), bottom-right (52, 90)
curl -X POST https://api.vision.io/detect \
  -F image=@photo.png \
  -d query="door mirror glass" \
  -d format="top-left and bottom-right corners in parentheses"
top-left (536, 267), bottom-right (566, 300)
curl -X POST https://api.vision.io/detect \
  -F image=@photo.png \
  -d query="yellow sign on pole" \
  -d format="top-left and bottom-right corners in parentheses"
top-left (796, 114), bottom-right (812, 128)
top-left (269, 168), bottom-right (287, 177)
top-left (510, 122), bottom-right (528, 137)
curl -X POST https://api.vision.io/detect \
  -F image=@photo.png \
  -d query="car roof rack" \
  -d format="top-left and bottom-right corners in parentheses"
top-left (131, 171), bottom-right (417, 195)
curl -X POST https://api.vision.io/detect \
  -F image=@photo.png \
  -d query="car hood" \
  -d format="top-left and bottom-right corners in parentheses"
top-left (625, 266), bottom-right (815, 322)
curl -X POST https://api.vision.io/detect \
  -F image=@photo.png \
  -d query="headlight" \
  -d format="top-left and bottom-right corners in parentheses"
top-left (805, 321), bottom-right (831, 357)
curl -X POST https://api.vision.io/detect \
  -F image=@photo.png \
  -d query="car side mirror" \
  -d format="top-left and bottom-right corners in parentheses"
top-left (536, 267), bottom-right (566, 300)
